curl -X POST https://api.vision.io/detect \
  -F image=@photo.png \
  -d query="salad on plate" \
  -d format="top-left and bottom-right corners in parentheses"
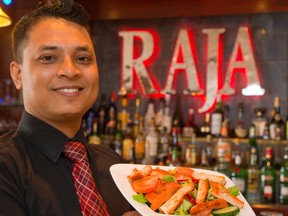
top-left (127, 165), bottom-right (245, 216)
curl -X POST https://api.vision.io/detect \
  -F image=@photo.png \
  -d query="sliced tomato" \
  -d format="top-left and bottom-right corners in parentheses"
top-left (132, 175), bottom-right (158, 193)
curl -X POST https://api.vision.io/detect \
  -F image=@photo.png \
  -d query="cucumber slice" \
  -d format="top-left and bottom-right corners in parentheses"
top-left (212, 206), bottom-right (240, 216)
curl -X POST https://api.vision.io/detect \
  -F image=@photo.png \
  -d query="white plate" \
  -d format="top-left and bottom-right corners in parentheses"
top-left (110, 163), bottom-right (256, 216)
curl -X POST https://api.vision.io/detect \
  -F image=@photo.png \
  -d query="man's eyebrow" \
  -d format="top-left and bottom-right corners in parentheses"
top-left (38, 45), bottom-right (58, 51)
top-left (38, 45), bottom-right (93, 52)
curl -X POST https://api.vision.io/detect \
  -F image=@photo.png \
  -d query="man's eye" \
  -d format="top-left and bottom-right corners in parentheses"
top-left (40, 56), bottom-right (56, 62)
top-left (77, 56), bottom-right (91, 63)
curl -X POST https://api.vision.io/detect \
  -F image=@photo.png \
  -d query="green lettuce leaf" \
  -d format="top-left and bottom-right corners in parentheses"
top-left (132, 193), bottom-right (147, 203)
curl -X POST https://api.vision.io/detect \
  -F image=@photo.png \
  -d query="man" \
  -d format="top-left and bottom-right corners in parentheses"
top-left (0, 0), bottom-right (140, 215)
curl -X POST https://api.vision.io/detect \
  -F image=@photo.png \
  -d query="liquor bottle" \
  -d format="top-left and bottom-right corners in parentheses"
top-left (248, 127), bottom-right (259, 166)
top-left (97, 93), bottom-right (108, 136)
top-left (157, 126), bottom-right (170, 165)
top-left (213, 151), bottom-right (231, 177)
top-left (87, 119), bottom-right (101, 145)
top-left (200, 135), bottom-right (213, 168)
top-left (105, 92), bottom-right (118, 136)
top-left (121, 121), bottom-right (134, 162)
top-left (220, 105), bottom-right (230, 138)
top-left (230, 151), bottom-right (247, 196)
top-left (182, 108), bottom-right (198, 138)
top-left (162, 95), bottom-right (172, 134)
top-left (128, 145), bottom-right (136, 164)
top-left (172, 95), bottom-right (184, 134)
top-left (184, 133), bottom-right (198, 167)
top-left (269, 96), bottom-right (284, 140)
top-left (113, 121), bottom-right (123, 156)
top-left (85, 103), bottom-right (97, 135)
top-left (142, 118), bottom-right (158, 165)
top-left (252, 107), bottom-right (267, 139)
top-left (168, 127), bottom-right (182, 167)
top-left (155, 97), bottom-right (165, 132)
top-left (260, 146), bottom-right (276, 203)
top-left (118, 96), bottom-right (129, 133)
top-left (279, 146), bottom-right (288, 204)
top-left (215, 138), bottom-right (231, 165)
top-left (211, 95), bottom-right (223, 137)
top-left (144, 99), bottom-right (155, 134)
top-left (132, 97), bottom-right (141, 137)
top-left (134, 117), bottom-right (145, 163)
top-left (199, 113), bottom-right (211, 137)
top-left (285, 113), bottom-right (288, 140)
top-left (247, 146), bottom-right (260, 203)
top-left (234, 102), bottom-right (248, 138)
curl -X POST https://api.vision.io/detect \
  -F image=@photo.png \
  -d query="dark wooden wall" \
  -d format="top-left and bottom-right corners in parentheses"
top-left (0, 0), bottom-right (288, 126)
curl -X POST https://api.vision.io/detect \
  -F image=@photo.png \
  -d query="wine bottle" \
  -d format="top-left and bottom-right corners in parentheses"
top-left (230, 151), bottom-right (247, 196)
top-left (121, 121), bottom-right (134, 163)
top-left (234, 102), bottom-right (248, 138)
top-left (132, 97), bottom-right (141, 137)
top-left (211, 95), bottom-right (223, 137)
top-left (87, 119), bottom-right (101, 145)
top-left (182, 108), bottom-right (198, 138)
top-left (172, 95), bottom-right (184, 134)
top-left (168, 127), bottom-right (182, 167)
top-left (144, 98), bottom-right (155, 134)
top-left (269, 96), bottom-right (284, 140)
top-left (279, 146), bottom-right (288, 204)
top-left (252, 108), bottom-right (267, 139)
top-left (157, 126), bottom-right (170, 165)
top-left (118, 96), bottom-right (129, 133)
top-left (142, 118), bottom-right (158, 165)
top-left (134, 117), bottom-right (145, 163)
top-left (247, 146), bottom-right (260, 203)
top-left (97, 93), bottom-right (108, 136)
top-left (184, 133), bottom-right (198, 167)
top-left (199, 113), bottom-right (211, 137)
top-left (162, 95), bottom-right (172, 134)
top-left (220, 105), bottom-right (230, 138)
top-left (105, 92), bottom-right (118, 136)
top-left (260, 146), bottom-right (276, 203)
top-left (155, 97), bottom-right (165, 132)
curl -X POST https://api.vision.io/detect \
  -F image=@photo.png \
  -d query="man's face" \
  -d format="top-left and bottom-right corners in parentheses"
top-left (11, 18), bottom-right (99, 128)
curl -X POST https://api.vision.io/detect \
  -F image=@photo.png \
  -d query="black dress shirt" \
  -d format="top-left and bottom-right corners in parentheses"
top-left (0, 111), bottom-right (130, 216)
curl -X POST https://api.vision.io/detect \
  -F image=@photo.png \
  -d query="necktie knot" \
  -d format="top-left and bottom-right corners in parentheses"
top-left (63, 141), bottom-right (87, 163)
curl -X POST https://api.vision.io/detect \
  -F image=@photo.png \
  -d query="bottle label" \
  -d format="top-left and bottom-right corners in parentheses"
top-left (280, 185), bottom-right (288, 196)
top-left (211, 113), bottom-right (222, 135)
top-left (263, 185), bottom-right (273, 197)
top-left (231, 177), bottom-right (245, 193)
top-left (280, 175), bottom-right (288, 183)
top-left (248, 172), bottom-right (259, 193)
top-left (269, 124), bottom-right (276, 139)
top-left (135, 139), bottom-right (145, 159)
top-left (122, 138), bottom-right (133, 160)
top-left (146, 136), bottom-right (158, 157)
top-left (182, 127), bottom-right (194, 137)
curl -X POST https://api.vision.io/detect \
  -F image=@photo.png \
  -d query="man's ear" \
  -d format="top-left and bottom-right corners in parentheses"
top-left (10, 61), bottom-right (23, 90)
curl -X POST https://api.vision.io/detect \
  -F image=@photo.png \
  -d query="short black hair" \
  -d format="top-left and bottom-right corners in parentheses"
top-left (11, 0), bottom-right (93, 63)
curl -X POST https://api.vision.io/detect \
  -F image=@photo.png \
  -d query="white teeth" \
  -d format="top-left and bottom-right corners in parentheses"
top-left (58, 88), bottom-right (79, 93)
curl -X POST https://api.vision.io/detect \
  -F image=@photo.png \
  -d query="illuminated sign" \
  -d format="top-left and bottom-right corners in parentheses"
top-left (118, 26), bottom-right (265, 113)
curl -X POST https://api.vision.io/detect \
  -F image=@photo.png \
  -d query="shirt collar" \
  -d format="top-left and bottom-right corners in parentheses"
top-left (18, 111), bottom-right (87, 163)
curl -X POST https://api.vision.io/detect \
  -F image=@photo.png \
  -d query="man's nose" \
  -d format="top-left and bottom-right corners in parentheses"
top-left (57, 57), bottom-right (80, 78)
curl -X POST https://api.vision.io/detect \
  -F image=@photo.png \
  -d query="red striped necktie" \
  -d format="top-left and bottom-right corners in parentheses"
top-left (63, 141), bottom-right (109, 216)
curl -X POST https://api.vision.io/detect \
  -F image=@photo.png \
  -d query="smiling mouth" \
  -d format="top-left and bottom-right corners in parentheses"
top-left (56, 88), bottom-right (83, 93)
